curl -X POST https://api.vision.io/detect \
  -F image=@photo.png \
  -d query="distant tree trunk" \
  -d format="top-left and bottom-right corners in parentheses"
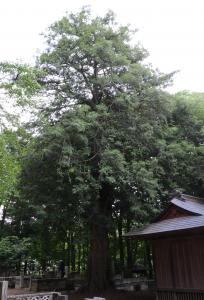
top-left (16, 260), bottom-right (21, 275)
top-left (24, 260), bottom-right (28, 275)
top-left (132, 240), bottom-right (138, 264)
top-left (0, 205), bottom-right (7, 233)
top-left (70, 233), bottom-right (76, 272)
top-left (77, 243), bottom-right (81, 273)
top-left (145, 242), bottom-right (153, 278)
top-left (41, 259), bottom-right (47, 273)
top-left (112, 227), bottom-right (117, 274)
top-left (126, 216), bottom-right (133, 276)
top-left (82, 243), bottom-right (87, 272)
top-left (118, 212), bottom-right (124, 274)
top-left (67, 235), bottom-right (71, 273)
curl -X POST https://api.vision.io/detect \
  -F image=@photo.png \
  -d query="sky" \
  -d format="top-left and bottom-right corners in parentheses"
top-left (0, 0), bottom-right (204, 93)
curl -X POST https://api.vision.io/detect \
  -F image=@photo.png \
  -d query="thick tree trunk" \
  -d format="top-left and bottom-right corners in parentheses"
top-left (88, 183), bottom-right (113, 292)
top-left (88, 222), bottom-right (109, 292)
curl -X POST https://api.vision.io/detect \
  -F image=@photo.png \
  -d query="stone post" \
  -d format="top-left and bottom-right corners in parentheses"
top-left (64, 266), bottom-right (69, 278)
top-left (19, 272), bottom-right (24, 288)
top-left (29, 276), bottom-right (32, 290)
top-left (140, 280), bottom-right (148, 290)
top-left (0, 281), bottom-right (8, 300)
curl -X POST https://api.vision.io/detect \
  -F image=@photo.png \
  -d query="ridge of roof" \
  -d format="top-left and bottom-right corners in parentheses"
top-left (154, 195), bottom-right (204, 222)
top-left (180, 194), bottom-right (204, 203)
top-left (171, 196), bottom-right (204, 216)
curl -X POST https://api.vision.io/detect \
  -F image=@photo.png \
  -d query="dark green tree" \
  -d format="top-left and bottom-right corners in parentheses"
top-left (156, 92), bottom-right (204, 202)
top-left (0, 236), bottom-right (31, 275)
top-left (15, 8), bottom-right (174, 291)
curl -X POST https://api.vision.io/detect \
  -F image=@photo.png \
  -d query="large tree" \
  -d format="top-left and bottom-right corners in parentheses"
top-left (12, 8), bottom-right (174, 291)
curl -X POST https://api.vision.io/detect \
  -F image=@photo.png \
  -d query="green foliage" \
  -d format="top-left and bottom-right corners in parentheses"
top-left (0, 131), bottom-right (21, 204)
top-left (0, 62), bottom-right (43, 106)
top-left (156, 94), bottom-right (204, 200)
top-left (36, 7), bottom-right (173, 116)
top-left (0, 236), bottom-right (31, 270)
top-left (174, 91), bottom-right (204, 121)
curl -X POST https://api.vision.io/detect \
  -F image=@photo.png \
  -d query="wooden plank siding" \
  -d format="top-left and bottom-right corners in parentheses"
top-left (153, 239), bottom-right (174, 289)
top-left (153, 236), bottom-right (204, 290)
top-left (157, 289), bottom-right (204, 300)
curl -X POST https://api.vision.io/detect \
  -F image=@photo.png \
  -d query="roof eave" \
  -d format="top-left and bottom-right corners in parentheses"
top-left (125, 225), bottom-right (204, 240)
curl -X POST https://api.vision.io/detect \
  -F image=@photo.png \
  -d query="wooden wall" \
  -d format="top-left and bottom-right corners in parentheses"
top-left (153, 235), bottom-right (204, 290)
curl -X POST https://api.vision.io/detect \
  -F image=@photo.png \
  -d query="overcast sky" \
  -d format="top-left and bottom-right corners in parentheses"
top-left (0, 0), bottom-right (204, 93)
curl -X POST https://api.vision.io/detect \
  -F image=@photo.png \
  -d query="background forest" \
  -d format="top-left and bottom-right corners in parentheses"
top-left (0, 8), bottom-right (204, 292)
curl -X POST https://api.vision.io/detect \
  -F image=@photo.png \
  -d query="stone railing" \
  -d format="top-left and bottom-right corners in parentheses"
top-left (0, 281), bottom-right (68, 300)
top-left (0, 276), bottom-right (72, 291)
top-left (7, 292), bottom-right (68, 300)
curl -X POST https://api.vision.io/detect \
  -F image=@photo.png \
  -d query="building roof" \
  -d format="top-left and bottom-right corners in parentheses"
top-left (125, 194), bottom-right (204, 239)
top-left (125, 215), bottom-right (204, 239)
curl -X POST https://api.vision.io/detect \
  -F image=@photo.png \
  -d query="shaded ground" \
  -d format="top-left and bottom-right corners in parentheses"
top-left (68, 290), bottom-right (156, 300)
top-left (8, 288), bottom-right (34, 295)
top-left (9, 288), bottom-right (156, 300)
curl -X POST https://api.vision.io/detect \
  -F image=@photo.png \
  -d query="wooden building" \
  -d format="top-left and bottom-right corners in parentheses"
top-left (126, 194), bottom-right (204, 300)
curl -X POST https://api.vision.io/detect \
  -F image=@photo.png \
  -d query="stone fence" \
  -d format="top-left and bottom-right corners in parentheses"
top-left (0, 276), bottom-right (74, 292)
top-left (0, 276), bottom-right (30, 289)
top-left (0, 282), bottom-right (68, 300)
top-left (7, 292), bottom-right (68, 300)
